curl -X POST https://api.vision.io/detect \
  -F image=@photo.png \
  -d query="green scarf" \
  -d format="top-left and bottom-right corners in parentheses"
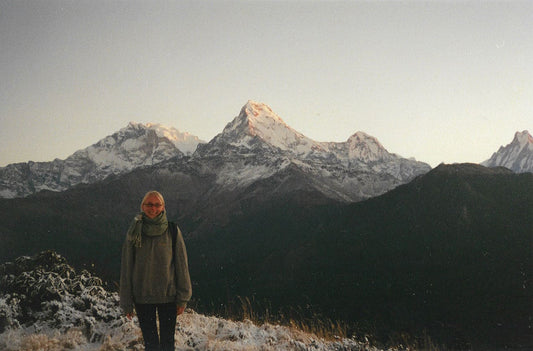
top-left (126, 211), bottom-right (169, 248)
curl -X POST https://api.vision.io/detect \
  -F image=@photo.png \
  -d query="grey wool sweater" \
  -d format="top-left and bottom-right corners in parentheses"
top-left (119, 224), bottom-right (192, 315)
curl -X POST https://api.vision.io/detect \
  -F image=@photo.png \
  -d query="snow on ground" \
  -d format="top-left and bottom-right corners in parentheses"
top-left (0, 251), bottom-right (393, 351)
top-left (0, 309), bottom-right (388, 351)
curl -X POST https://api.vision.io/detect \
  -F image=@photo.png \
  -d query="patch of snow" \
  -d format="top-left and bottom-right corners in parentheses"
top-left (146, 122), bottom-right (205, 155)
top-left (0, 189), bottom-right (17, 198)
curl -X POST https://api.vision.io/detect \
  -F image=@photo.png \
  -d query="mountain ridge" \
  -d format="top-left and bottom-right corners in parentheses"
top-left (2, 101), bottom-right (529, 203)
top-left (0, 101), bottom-right (433, 202)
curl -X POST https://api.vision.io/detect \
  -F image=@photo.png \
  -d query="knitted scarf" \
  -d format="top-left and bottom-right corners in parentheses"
top-left (126, 211), bottom-right (169, 248)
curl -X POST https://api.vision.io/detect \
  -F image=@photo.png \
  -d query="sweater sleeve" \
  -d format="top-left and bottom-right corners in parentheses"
top-left (119, 237), bottom-right (135, 314)
top-left (174, 226), bottom-right (192, 307)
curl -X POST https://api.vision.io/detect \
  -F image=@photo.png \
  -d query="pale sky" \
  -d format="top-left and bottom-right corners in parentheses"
top-left (1, 0), bottom-right (531, 168)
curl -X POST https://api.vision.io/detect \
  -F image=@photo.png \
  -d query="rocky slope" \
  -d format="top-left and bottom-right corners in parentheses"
top-left (482, 130), bottom-right (533, 173)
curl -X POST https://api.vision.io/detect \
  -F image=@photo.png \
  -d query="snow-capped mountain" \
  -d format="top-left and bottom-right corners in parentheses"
top-left (202, 101), bottom-right (400, 163)
top-left (209, 101), bottom-right (323, 155)
top-left (194, 100), bottom-right (431, 201)
top-left (481, 130), bottom-right (533, 173)
top-left (0, 101), bottom-right (430, 201)
top-left (0, 123), bottom-right (204, 198)
top-left (146, 122), bottom-right (204, 156)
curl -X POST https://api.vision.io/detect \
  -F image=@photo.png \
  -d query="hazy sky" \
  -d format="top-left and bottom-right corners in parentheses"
top-left (1, 0), bottom-right (531, 167)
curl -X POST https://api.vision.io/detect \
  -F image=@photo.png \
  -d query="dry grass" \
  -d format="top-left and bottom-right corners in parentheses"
top-left (223, 296), bottom-right (449, 351)
top-left (13, 329), bottom-right (85, 351)
top-left (230, 296), bottom-right (352, 341)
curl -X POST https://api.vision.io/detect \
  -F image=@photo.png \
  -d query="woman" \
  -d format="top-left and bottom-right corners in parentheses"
top-left (120, 190), bottom-right (192, 351)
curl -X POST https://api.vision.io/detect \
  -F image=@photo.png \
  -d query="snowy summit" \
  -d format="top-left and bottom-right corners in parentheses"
top-left (218, 100), bottom-right (323, 156)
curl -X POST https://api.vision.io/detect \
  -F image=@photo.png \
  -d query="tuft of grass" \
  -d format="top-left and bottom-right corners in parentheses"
top-left (287, 316), bottom-right (349, 341)
top-left (224, 296), bottom-right (356, 341)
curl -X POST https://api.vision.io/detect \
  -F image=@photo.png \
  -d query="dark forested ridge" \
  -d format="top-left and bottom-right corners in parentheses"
top-left (0, 163), bottom-right (531, 349)
top-left (186, 164), bottom-right (532, 349)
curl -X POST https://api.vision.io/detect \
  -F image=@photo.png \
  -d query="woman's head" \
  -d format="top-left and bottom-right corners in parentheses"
top-left (140, 190), bottom-right (165, 219)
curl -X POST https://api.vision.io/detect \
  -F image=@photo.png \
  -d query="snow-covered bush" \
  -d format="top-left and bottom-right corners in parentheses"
top-left (0, 250), bottom-right (140, 349)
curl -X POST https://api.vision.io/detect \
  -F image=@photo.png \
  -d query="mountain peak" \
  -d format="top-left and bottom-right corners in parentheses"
top-left (216, 101), bottom-right (316, 154)
top-left (238, 100), bottom-right (295, 137)
top-left (344, 131), bottom-right (392, 162)
top-left (241, 100), bottom-right (275, 119)
top-left (347, 131), bottom-right (381, 144)
top-left (123, 122), bottom-right (204, 155)
top-left (125, 121), bottom-right (144, 129)
top-left (513, 130), bottom-right (533, 149)
top-left (481, 130), bottom-right (533, 173)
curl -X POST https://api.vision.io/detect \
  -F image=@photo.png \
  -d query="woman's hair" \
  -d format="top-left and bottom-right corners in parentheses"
top-left (140, 190), bottom-right (165, 211)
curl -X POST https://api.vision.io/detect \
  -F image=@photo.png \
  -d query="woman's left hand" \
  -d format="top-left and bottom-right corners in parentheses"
top-left (177, 306), bottom-right (185, 316)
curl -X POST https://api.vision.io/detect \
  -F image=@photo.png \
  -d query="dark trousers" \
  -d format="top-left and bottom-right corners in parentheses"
top-left (135, 303), bottom-right (177, 351)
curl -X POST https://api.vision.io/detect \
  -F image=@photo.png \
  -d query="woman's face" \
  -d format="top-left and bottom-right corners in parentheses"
top-left (142, 194), bottom-right (165, 219)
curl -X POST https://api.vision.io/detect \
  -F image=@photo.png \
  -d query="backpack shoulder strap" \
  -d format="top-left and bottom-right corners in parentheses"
top-left (168, 221), bottom-right (177, 261)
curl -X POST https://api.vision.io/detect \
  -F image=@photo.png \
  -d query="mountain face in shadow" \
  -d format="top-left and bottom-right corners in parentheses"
top-left (0, 152), bottom-right (337, 276)
top-left (0, 163), bottom-right (531, 349)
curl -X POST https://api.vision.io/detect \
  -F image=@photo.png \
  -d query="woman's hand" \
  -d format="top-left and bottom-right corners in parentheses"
top-left (177, 306), bottom-right (185, 316)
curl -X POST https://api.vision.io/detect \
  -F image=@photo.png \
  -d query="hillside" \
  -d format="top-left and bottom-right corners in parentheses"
top-left (0, 251), bottom-right (387, 351)
top-left (185, 163), bottom-right (533, 349)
